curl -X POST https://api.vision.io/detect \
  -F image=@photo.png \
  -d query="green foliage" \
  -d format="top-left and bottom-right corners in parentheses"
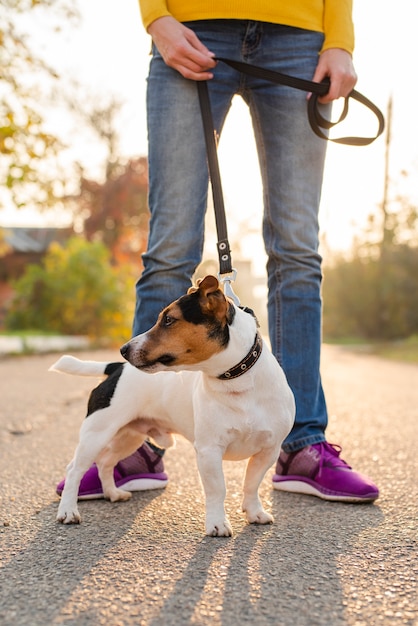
top-left (323, 195), bottom-right (418, 341)
top-left (74, 157), bottom-right (150, 264)
top-left (6, 237), bottom-right (135, 343)
top-left (323, 242), bottom-right (418, 341)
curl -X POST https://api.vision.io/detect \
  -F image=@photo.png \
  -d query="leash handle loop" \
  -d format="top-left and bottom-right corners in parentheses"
top-left (215, 57), bottom-right (385, 146)
top-left (308, 88), bottom-right (385, 145)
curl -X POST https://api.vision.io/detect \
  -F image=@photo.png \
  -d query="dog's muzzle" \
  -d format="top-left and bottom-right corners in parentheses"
top-left (120, 341), bottom-right (176, 370)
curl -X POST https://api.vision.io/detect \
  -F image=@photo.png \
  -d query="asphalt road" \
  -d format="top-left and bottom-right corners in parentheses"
top-left (0, 345), bottom-right (417, 626)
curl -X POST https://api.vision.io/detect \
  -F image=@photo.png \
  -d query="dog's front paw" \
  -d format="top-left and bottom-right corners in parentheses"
top-left (57, 507), bottom-right (81, 524)
top-left (206, 517), bottom-right (233, 537)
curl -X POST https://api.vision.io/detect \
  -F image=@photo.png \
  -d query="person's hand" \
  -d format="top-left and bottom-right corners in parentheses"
top-left (147, 16), bottom-right (216, 80)
top-left (311, 48), bottom-right (357, 103)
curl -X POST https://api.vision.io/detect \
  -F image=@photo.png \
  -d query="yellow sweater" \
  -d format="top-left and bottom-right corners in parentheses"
top-left (138, 1), bottom-right (354, 53)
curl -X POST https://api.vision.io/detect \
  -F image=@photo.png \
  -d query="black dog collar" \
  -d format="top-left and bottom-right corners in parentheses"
top-left (218, 332), bottom-right (263, 380)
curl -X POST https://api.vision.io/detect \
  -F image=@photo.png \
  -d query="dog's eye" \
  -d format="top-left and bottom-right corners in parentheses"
top-left (162, 314), bottom-right (175, 327)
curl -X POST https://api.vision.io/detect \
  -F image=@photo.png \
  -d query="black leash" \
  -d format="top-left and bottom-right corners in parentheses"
top-left (197, 57), bottom-right (385, 292)
top-left (197, 80), bottom-right (233, 279)
top-left (215, 57), bottom-right (385, 146)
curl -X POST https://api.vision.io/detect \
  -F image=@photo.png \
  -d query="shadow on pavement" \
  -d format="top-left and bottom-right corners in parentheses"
top-left (145, 493), bottom-right (384, 626)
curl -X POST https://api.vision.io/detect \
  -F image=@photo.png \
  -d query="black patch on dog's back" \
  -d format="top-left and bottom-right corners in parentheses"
top-left (86, 362), bottom-right (125, 417)
top-left (104, 362), bottom-right (125, 376)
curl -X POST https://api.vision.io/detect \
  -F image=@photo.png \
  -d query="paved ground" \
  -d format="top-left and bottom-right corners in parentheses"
top-left (0, 345), bottom-right (417, 626)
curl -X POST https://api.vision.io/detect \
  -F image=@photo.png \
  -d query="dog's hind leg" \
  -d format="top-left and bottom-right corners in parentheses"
top-left (57, 409), bottom-right (126, 524)
top-left (242, 447), bottom-right (279, 525)
top-left (96, 426), bottom-right (148, 502)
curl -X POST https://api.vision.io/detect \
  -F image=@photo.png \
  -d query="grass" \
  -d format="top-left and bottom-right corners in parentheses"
top-left (326, 335), bottom-right (418, 364)
top-left (370, 336), bottom-right (418, 364)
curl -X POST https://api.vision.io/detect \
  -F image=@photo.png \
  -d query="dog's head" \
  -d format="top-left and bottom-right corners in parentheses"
top-left (121, 275), bottom-right (236, 372)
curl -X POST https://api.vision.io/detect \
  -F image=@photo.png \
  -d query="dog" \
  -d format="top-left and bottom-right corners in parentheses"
top-left (50, 275), bottom-right (295, 536)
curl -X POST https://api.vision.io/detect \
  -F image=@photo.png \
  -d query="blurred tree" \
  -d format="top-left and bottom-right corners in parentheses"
top-left (2, 2), bottom-right (150, 268)
top-left (63, 96), bottom-right (150, 266)
top-left (323, 199), bottom-right (418, 341)
top-left (6, 236), bottom-right (135, 342)
top-left (0, 228), bottom-right (11, 256)
top-left (0, 0), bottom-right (79, 209)
top-left (74, 157), bottom-right (150, 265)
top-left (323, 97), bottom-right (418, 342)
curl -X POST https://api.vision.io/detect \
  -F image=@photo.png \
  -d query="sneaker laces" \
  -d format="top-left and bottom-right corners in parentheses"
top-left (117, 443), bottom-right (164, 476)
top-left (313, 442), bottom-right (352, 477)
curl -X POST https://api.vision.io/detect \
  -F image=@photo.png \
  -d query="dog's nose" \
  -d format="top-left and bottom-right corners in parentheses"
top-left (120, 343), bottom-right (130, 359)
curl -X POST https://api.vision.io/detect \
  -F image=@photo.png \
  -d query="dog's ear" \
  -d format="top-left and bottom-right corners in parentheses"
top-left (187, 275), bottom-right (219, 296)
top-left (198, 276), bottom-right (229, 322)
top-left (197, 275), bottom-right (220, 296)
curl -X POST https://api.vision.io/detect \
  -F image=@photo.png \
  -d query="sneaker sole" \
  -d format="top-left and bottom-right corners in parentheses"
top-left (272, 478), bottom-right (378, 503)
top-left (57, 476), bottom-right (169, 501)
top-left (120, 477), bottom-right (168, 493)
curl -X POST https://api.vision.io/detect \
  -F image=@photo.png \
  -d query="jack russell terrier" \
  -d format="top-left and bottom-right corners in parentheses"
top-left (50, 275), bottom-right (295, 536)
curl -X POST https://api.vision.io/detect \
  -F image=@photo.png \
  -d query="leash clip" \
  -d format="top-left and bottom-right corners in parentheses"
top-left (218, 269), bottom-right (241, 306)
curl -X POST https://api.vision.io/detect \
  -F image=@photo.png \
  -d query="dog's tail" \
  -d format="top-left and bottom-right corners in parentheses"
top-left (49, 355), bottom-right (122, 377)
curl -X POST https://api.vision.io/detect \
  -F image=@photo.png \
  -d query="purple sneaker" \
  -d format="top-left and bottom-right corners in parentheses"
top-left (56, 443), bottom-right (168, 500)
top-left (272, 442), bottom-right (379, 502)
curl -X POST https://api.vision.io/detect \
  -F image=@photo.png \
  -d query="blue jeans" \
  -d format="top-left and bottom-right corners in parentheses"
top-left (133, 20), bottom-right (330, 452)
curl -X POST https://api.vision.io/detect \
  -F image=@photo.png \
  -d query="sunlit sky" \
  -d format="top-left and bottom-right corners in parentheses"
top-left (2, 0), bottom-right (417, 266)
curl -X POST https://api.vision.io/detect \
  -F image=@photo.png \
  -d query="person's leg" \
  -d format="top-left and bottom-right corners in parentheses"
top-left (245, 22), bottom-right (328, 451)
top-left (244, 22), bottom-right (378, 501)
top-left (133, 48), bottom-right (209, 335)
top-left (133, 21), bottom-right (249, 335)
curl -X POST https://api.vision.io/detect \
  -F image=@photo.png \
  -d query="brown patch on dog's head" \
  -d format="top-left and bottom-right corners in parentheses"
top-left (122, 276), bottom-right (236, 371)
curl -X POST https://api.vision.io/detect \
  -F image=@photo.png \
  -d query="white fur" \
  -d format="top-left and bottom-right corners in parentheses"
top-left (51, 300), bottom-right (295, 537)
top-left (50, 355), bottom-right (108, 377)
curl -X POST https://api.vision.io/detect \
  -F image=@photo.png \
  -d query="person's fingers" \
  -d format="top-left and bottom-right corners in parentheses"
top-left (148, 16), bottom-right (216, 80)
top-left (311, 48), bottom-right (357, 103)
